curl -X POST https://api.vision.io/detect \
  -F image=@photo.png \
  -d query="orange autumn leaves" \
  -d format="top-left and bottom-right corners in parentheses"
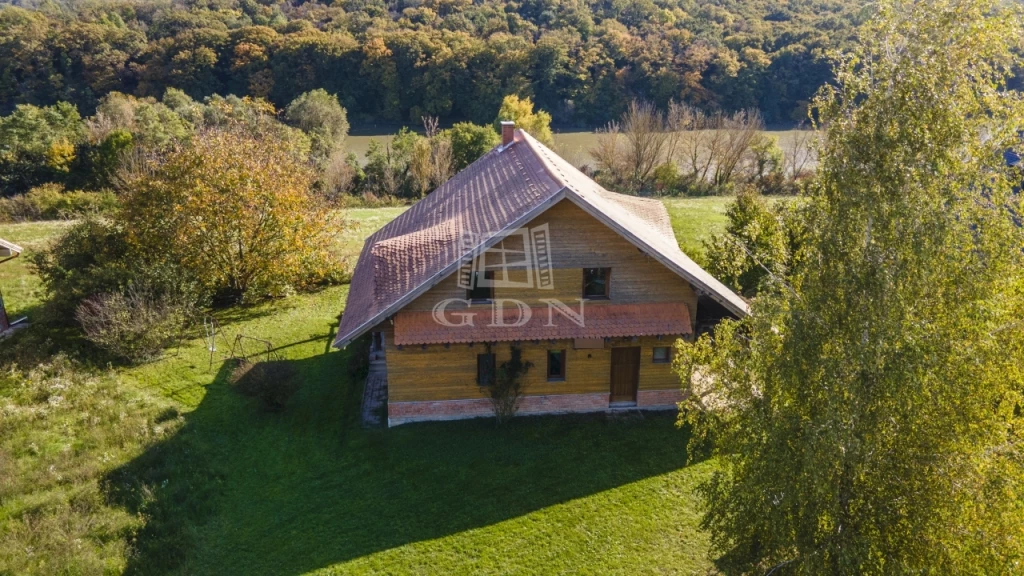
top-left (119, 126), bottom-right (342, 303)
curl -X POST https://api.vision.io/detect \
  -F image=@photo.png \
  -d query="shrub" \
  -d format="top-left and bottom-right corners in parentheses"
top-left (75, 288), bottom-right (195, 363)
top-left (0, 184), bottom-right (118, 222)
top-left (32, 217), bottom-right (200, 319)
top-left (229, 359), bottom-right (299, 412)
top-left (489, 346), bottom-right (533, 425)
top-left (118, 126), bottom-right (342, 304)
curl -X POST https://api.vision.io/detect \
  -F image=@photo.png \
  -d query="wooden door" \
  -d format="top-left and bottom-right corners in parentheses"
top-left (610, 347), bottom-right (640, 403)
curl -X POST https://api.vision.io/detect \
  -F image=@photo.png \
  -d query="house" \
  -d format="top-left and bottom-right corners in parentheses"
top-left (334, 123), bottom-right (749, 426)
top-left (0, 238), bottom-right (24, 337)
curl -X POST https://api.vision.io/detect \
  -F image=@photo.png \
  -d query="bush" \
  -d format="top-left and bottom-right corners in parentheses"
top-left (229, 359), bottom-right (299, 412)
top-left (32, 217), bottom-right (201, 319)
top-left (75, 288), bottom-right (195, 363)
top-left (119, 126), bottom-right (343, 304)
top-left (0, 184), bottom-right (118, 222)
top-left (489, 346), bottom-right (533, 425)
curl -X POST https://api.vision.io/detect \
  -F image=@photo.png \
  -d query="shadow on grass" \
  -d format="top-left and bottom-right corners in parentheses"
top-left (103, 344), bottom-right (703, 575)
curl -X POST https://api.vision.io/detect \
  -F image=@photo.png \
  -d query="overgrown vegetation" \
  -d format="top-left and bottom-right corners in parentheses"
top-left (675, 1), bottom-right (1024, 572)
top-left (0, 184), bottom-right (117, 223)
top-left (589, 99), bottom-right (814, 194)
top-left (75, 288), bottom-right (195, 363)
top-left (0, 356), bottom-right (178, 575)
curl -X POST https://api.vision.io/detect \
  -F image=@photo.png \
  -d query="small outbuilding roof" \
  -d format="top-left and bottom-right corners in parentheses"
top-left (333, 129), bottom-right (749, 348)
top-left (0, 238), bottom-right (23, 259)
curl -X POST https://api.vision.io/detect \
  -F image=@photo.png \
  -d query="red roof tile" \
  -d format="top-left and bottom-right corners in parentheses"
top-left (393, 302), bottom-right (691, 345)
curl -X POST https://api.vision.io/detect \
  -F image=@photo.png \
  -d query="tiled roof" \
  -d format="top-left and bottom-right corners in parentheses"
top-left (333, 129), bottom-right (749, 348)
top-left (393, 302), bottom-right (691, 345)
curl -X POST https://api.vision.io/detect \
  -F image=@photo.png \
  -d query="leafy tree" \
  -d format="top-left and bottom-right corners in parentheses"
top-left (284, 88), bottom-right (349, 161)
top-left (86, 92), bottom-right (193, 149)
top-left (675, 1), bottom-right (1024, 573)
top-left (0, 102), bottom-right (84, 194)
top-left (493, 94), bottom-right (554, 146)
top-left (68, 128), bottom-right (134, 190)
top-left (118, 126), bottom-right (341, 303)
top-left (445, 121), bottom-right (500, 171)
top-left (363, 132), bottom-right (416, 198)
top-left (701, 190), bottom-right (803, 296)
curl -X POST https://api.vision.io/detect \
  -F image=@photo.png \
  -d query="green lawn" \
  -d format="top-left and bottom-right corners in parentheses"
top-left (0, 198), bottom-right (736, 575)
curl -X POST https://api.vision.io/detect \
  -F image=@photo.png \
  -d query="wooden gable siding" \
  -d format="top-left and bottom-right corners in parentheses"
top-left (374, 199), bottom-right (696, 404)
top-left (384, 334), bottom-right (683, 403)
top-left (403, 199), bottom-right (699, 318)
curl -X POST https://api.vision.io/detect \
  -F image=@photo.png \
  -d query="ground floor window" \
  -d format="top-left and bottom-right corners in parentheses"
top-left (652, 346), bottom-right (672, 363)
top-left (547, 350), bottom-right (566, 381)
top-left (477, 353), bottom-right (496, 386)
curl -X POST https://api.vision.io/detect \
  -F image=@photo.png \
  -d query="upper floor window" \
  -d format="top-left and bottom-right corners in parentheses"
top-left (582, 268), bottom-right (611, 299)
top-left (468, 271), bottom-right (494, 302)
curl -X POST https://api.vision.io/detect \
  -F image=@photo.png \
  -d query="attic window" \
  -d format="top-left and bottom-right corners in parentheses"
top-left (582, 268), bottom-right (611, 299)
top-left (468, 271), bottom-right (494, 302)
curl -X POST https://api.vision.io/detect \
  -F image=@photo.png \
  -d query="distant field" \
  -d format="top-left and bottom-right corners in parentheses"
top-left (347, 129), bottom-right (816, 170)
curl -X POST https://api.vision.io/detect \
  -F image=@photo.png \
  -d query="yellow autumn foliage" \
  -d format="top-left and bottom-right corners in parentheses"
top-left (119, 126), bottom-right (342, 303)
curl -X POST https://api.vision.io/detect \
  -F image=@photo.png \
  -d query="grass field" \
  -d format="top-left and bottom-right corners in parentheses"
top-left (0, 197), bottom-right (739, 575)
top-left (347, 129), bottom-right (813, 169)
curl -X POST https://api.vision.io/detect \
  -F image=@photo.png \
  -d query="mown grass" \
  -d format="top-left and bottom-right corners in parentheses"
top-left (0, 198), bottom-right (736, 575)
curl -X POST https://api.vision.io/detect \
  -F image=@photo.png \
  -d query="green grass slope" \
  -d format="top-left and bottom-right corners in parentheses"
top-left (0, 197), bottom-right (736, 575)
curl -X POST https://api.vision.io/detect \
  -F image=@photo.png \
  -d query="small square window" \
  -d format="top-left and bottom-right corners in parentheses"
top-left (477, 353), bottom-right (496, 386)
top-left (653, 347), bottom-right (671, 364)
top-left (582, 268), bottom-right (610, 299)
top-left (468, 271), bottom-right (494, 302)
top-left (547, 350), bottom-right (566, 381)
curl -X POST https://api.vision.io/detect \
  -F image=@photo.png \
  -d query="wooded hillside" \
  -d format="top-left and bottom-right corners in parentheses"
top-left (0, 0), bottom-right (870, 125)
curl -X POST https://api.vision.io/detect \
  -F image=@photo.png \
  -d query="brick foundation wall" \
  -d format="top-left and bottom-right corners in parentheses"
top-left (636, 389), bottom-right (684, 409)
top-left (388, 392), bottom-right (610, 427)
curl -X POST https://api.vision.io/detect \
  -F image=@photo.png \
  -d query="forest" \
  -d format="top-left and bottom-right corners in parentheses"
top-left (0, 0), bottom-right (870, 126)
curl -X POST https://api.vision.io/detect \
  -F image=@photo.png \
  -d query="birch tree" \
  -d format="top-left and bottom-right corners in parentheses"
top-left (675, 1), bottom-right (1024, 573)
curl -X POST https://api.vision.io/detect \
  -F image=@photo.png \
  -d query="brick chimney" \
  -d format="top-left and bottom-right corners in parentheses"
top-left (500, 120), bottom-right (515, 146)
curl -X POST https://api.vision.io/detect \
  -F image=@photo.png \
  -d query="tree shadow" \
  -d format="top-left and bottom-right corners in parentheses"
top-left (103, 345), bottom-right (705, 575)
